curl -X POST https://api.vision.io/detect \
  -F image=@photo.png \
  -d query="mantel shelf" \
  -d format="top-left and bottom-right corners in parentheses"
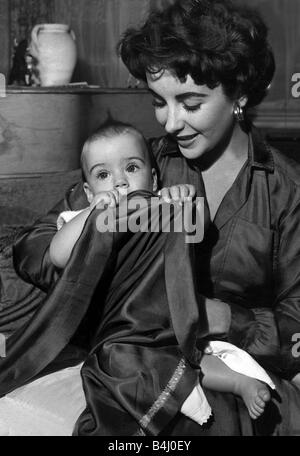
top-left (4, 86), bottom-right (300, 131)
top-left (6, 85), bottom-right (148, 95)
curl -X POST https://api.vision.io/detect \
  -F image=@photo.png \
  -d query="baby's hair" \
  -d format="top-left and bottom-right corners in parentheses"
top-left (81, 119), bottom-right (157, 182)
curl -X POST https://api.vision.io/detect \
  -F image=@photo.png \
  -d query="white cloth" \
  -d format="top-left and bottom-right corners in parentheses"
top-left (180, 340), bottom-right (275, 425)
top-left (180, 380), bottom-right (212, 425)
top-left (207, 341), bottom-right (276, 390)
top-left (0, 363), bottom-right (85, 436)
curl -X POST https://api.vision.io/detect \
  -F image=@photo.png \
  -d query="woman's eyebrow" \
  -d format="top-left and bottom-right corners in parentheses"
top-left (148, 88), bottom-right (208, 100)
top-left (148, 88), bottom-right (162, 98)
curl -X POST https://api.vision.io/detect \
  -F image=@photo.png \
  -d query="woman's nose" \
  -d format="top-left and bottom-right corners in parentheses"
top-left (164, 107), bottom-right (184, 134)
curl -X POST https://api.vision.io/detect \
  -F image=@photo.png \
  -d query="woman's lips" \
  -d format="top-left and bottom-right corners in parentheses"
top-left (174, 133), bottom-right (199, 146)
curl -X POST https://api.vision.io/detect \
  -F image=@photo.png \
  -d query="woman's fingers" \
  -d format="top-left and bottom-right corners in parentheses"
top-left (159, 187), bottom-right (172, 203)
top-left (169, 186), bottom-right (181, 201)
top-left (179, 185), bottom-right (189, 199)
top-left (186, 184), bottom-right (196, 199)
top-left (160, 185), bottom-right (196, 204)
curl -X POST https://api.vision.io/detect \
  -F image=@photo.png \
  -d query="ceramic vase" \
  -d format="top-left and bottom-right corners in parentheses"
top-left (29, 24), bottom-right (77, 86)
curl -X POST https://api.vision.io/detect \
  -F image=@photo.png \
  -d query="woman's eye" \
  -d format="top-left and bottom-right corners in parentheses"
top-left (126, 164), bottom-right (139, 173)
top-left (152, 98), bottom-right (166, 109)
top-left (183, 103), bottom-right (202, 112)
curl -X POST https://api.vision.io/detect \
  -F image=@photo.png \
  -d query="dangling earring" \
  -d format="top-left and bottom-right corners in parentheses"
top-left (233, 103), bottom-right (244, 123)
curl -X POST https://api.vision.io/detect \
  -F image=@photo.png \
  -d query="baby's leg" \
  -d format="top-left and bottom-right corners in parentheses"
top-left (200, 354), bottom-right (271, 420)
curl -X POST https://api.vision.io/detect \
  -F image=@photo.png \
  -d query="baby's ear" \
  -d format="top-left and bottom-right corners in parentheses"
top-left (83, 183), bottom-right (93, 203)
top-left (152, 168), bottom-right (158, 192)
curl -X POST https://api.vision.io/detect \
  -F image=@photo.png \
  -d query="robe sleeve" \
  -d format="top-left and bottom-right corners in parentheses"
top-left (227, 188), bottom-right (300, 380)
top-left (13, 181), bottom-right (87, 292)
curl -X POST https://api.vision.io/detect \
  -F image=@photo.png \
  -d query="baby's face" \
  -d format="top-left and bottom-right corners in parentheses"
top-left (83, 131), bottom-right (157, 202)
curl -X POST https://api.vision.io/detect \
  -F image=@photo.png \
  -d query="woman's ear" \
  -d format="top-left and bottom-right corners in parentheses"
top-left (83, 182), bottom-right (94, 204)
top-left (152, 168), bottom-right (158, 192)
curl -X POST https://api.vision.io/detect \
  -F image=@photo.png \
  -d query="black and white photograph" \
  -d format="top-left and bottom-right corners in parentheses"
top-left (0, 0), bottom-right (299, 440)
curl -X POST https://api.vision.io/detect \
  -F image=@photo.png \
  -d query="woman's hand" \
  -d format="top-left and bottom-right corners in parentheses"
top-left (159, 184), bottom-right (196, 204)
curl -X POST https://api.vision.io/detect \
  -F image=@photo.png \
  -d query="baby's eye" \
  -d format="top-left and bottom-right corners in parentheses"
top-left (97, 170), bottom-right (109, 180)
top-left (126, 163), bottom-right (140, 173)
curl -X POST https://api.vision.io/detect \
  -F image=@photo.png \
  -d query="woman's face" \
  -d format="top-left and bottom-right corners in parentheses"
top-left (147, 69), bottom-right (242, 160)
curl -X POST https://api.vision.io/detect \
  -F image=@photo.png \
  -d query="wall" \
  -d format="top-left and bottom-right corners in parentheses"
top-left (247, 0), bottom-right (300, 129)
top-left (52, 0), bottom-right (150, 87)
top-left (0, 88), bottom-right (164, 175)
top-left (0, 0), bottom-right (9, 77)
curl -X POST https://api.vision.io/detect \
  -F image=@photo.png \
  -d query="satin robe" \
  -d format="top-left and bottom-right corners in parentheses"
top-left (0, 193), bottom-right (209, 436)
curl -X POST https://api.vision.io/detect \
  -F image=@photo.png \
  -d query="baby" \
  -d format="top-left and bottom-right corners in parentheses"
top-left (50, 120), bottom-right (275, 425)
top-left (50, 120), bottom-right (194, 269)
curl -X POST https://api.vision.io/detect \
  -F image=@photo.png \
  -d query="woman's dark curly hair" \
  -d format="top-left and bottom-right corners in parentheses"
top-left (118, 0), bottom-right (275, 108)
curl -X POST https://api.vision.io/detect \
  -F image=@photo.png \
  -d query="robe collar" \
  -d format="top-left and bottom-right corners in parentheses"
top-left (160, 127), bottom-right (274, 172)
top-left (160, 126), bottom-right (274, 229)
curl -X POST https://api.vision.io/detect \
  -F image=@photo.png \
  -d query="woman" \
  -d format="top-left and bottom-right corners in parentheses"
top-left (13, 0), bottom-right (300, 435)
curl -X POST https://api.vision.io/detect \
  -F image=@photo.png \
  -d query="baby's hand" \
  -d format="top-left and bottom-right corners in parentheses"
top-left (159, 184), bottom-right (196, 205)
top-left (89, 190), bottom-right (120, 210)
